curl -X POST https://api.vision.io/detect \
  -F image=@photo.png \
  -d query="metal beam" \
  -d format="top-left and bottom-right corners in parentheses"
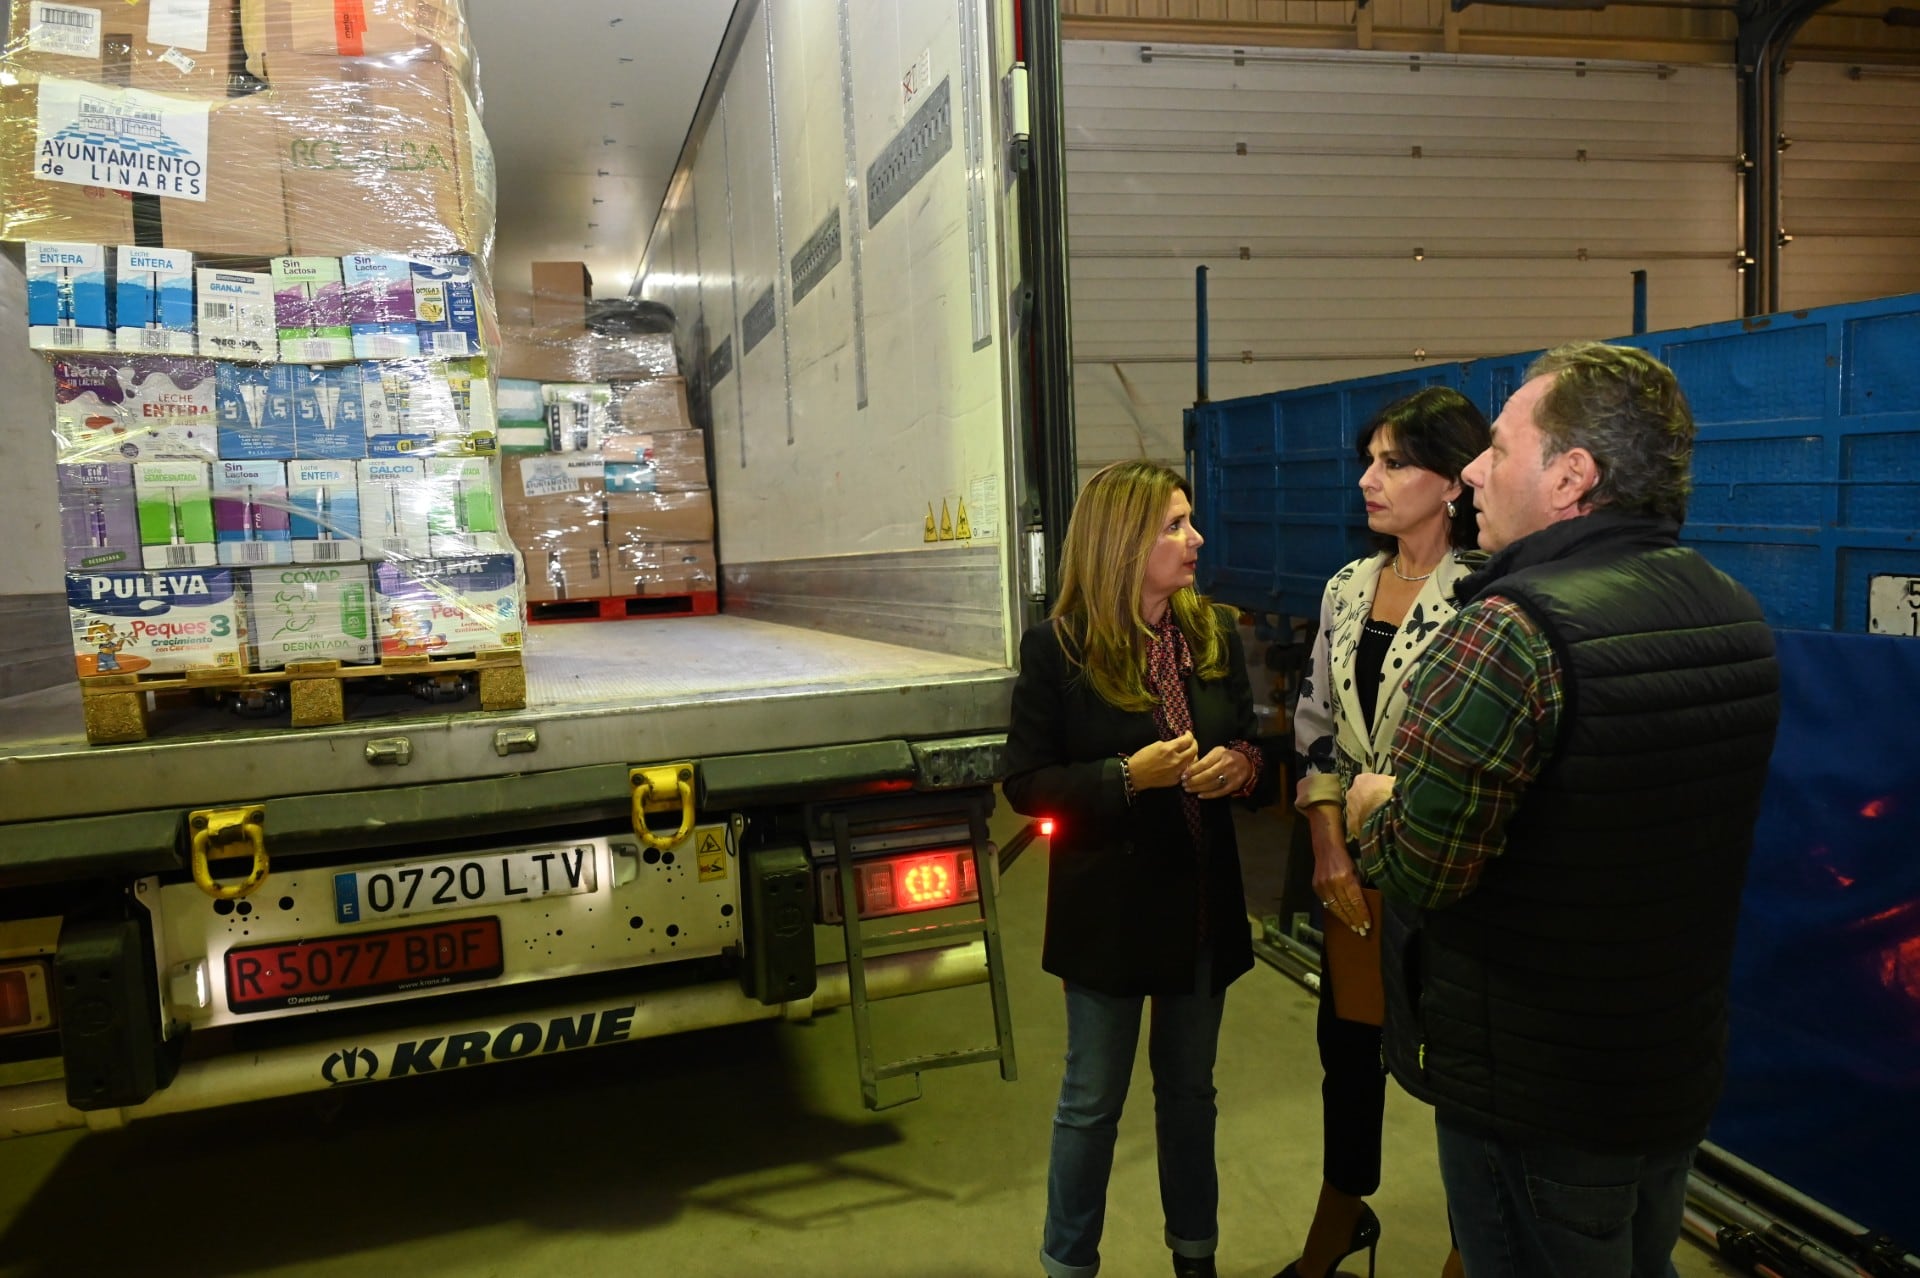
top-left (1736, 0), bottom-right (1841, 316)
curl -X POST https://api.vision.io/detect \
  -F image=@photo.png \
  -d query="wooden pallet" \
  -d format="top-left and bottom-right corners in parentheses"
top-left (526, 590), bottom-right (719, 625)
top-left (78, 648), bottom-right (527, 746)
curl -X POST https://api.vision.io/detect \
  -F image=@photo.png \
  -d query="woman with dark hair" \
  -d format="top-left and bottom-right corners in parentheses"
top-left (1277, 386), bottom-right (1490, 1278)
top-left (1004, 460), bottom-right (1269, 1278)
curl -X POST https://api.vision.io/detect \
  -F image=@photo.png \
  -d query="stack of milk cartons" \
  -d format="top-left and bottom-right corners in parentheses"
top-left (498, 259), bottom-right (714, 607)
top-left (1, 0), bottom-right (524, 693)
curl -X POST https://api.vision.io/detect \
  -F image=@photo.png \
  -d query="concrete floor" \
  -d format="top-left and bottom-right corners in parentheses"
top-left (0, 806), bottom-right (1736, 1278)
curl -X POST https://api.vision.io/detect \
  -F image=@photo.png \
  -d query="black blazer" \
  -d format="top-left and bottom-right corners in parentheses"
top-left (1003, 606), bottom-right (1269, 997)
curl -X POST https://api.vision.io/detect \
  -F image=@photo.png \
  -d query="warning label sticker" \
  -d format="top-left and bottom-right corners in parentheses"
top-left (696, 829), bottom-right (727, 882)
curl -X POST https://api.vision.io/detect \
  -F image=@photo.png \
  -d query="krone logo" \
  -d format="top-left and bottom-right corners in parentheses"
top-left (321, 1045), bottom-right (380, 1085)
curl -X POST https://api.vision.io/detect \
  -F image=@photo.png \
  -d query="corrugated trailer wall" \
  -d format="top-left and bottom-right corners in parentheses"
top-left (1780, 60), bottom-right (1920, 311)
top-left (1064, 40), bottom-right (1738, 488)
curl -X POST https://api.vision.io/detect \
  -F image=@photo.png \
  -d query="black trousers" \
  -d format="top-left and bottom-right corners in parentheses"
top-left (1316, 960), bottom-right (1388, 1196)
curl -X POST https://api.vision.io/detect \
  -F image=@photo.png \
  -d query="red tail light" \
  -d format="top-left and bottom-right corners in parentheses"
top-left (0, 963), bottom-right (52, 1035)
top-left (1039, 818), bottom-right (1056, 837)
top-left (818, 849), bottom-right (981, 923)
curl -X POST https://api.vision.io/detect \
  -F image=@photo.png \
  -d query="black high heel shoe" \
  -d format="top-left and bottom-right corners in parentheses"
top-left (1272, 1202), bottom-right (1381, 1278)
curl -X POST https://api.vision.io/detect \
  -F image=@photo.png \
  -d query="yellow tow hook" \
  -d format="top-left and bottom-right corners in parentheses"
top-left (187, 806), bottom-right (270, 900)
top-left (630, 764), bottom-right (696, 851)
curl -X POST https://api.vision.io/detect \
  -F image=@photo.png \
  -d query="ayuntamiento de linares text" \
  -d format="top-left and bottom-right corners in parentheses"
top-left (40, 143), bottom-right (204, 197)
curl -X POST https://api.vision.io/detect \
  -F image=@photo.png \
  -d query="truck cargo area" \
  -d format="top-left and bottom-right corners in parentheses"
top-left (0, 615), bottom-right (1013, 822)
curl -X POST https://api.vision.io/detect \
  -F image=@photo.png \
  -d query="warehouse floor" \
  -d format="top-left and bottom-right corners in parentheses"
top-left (0, 805), bottom-right (1735, 1278)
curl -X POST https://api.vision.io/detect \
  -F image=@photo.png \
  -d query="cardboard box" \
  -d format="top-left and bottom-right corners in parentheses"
top-left (7, 0), bottom-right (242, 99)
top-left (426, 456), bottom-right (506, 557)
top-left (531, 260), bottom-right (590, 327)
top-left (197, 266), bottom-right (276, 359)
top-left (374, 554), bottom-right (521, 657)
top-left (591, 331), bottom-right (678, 382)
top-left (341, 252), bottom-right (420, 358)
top-left (603, 429), bottom-right (708, 492)
top-left (290, 363), bottom-right (373, 460)
top-left (410, 254), bottom-right (481, 357)
top-left (241, 0), bottom-right (471, 85)
top-left (541, 383), bottom-right (612, 453)
top-left (68, 566), bottom-right (247, 676)
top-left (502, 454), bottom-right (608, 546)
top-left (3, 83), bottom-right (292, 253)
top-left (614, 541), bottom-right (717, 596)
top-left (55, 356), bottom-right (219, 463)
top-left (523, 541), bottom-right (610, 603)
top-left (212, 459), bottom-right (294, 567)
top-left (357, 456), bottom-right (431, 559)
top-left (609, 377), bottom-right (693, 432)
top-left (115, 247), bottom-right (196, 355)
top-left (58, 462), bottom-right (141, 571)
top-left (606, 489), bottom-right (714, 548)
top-left (26, 242), bottom-right (113, 353)
top-left (497, 325), bottom-right (591, 383)
top-left (135, 459), bottom-right (217, 569)
top-left (273, 62), bottom-right (494, 257)
top-left (287, 458), bottom-right (361, 562)
top-left (2, 84), bottom-right (292, 253)
top-left (273, 256), bottom-right (353, 362)
top-left (245, 562), bottom-right (375, 669)
top-left (215, 362), bottom-right (294, 461)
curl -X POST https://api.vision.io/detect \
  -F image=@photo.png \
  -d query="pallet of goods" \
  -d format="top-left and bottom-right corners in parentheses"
top-left (1, 0), bottom-right (526, 745)
top-left (496, 262), bottom-right (718, 624)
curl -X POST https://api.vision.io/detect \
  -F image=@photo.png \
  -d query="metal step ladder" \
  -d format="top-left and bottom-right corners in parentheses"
top-left (822, 793), bottom-right (1017, 1110)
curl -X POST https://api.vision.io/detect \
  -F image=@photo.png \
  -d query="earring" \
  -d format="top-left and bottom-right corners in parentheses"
top-left (1445, 499), bottom-right (1458, 519)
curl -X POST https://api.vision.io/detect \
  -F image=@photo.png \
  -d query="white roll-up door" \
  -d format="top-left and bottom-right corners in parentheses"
top-left (1779, 60), bottom-right (1920, 311)
top-left (1064, 40), bottom-right (1739, 481)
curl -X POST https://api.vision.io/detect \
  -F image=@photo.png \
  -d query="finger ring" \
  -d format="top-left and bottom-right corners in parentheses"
top-left (1321, 899), bottom-right (1335, 907)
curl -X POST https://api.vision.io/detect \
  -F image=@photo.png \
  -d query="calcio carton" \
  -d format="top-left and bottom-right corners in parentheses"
top-left (68, 568), bottom-right (247, 677)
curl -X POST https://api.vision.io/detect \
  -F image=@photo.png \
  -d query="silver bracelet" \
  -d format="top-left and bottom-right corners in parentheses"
top-left (1117, 754), bottom-right (1136, 804)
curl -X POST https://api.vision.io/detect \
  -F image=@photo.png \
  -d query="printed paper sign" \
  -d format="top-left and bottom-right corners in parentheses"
top-left (147, 0), bottom-right (213, 52)
top-left (35, 78), bottom-right (212, 203)
top-left (518, 458), bottom-right (578, 499)
top-left (967, 473), bottom-right (1001, 541)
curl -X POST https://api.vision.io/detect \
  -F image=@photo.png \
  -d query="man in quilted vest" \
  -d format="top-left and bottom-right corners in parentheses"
top-left (1345, 342), bottom-right (1781, 1278)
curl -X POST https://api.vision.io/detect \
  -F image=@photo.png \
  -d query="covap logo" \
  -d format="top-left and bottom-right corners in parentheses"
top-left (322, 1045), bottom-right (380, 1085)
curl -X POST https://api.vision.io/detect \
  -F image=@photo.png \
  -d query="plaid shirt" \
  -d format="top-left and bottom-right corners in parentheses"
top-left (1356, 597), bottom-right (1564, 908)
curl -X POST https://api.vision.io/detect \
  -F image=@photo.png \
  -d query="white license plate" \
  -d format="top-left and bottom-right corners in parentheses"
top-left (333, 845), bottom-right (599, 925)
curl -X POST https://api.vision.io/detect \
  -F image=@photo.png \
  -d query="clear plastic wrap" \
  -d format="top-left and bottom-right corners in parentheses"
top-left (605, 489), bottom-right (714, 551)
top-left (62, 456), bottom-right (522, 673)
top-left (238, 0), bottom-right (474, 94)
top-left (613, 541), bottom-right (716, 597)
top-left (11, 1), bottom-right (523, 707)
top-left (495, 294), bottom-right (678, 384)
top-left (500, 453), bottom-right (609, 604)
top-left (2, 0), bottom-right (492, 261)
top-left (6, 0), bottom-right (245, 100)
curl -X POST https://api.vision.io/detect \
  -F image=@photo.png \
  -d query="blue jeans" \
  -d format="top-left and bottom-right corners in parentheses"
top-left (1039, 975), bottom-right (1226, 1278)
top-left (1436, 1113), bottom-right (1692, 1278)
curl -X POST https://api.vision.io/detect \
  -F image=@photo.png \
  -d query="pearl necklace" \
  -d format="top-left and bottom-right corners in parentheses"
top-left (1391, 554), bottom-right (1434, 582)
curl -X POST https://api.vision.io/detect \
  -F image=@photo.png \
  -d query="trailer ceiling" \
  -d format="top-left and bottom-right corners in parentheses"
top-left (467, 0), bottom-right (734, 303)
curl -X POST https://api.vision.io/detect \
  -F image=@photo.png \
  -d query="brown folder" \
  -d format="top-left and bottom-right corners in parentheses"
top-left (1324, 887), bottom-right (1385, 1027)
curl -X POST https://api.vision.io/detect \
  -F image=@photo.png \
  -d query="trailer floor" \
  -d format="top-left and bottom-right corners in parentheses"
top-left (0, 614), bottom-right (1004, 753)
top-left (0, 804), bottom-right (1735, 1278)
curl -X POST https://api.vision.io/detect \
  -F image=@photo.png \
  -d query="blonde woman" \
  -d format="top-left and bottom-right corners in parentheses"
top-left (1279, 387), bottom-right (1489, 1278)
top-left (1005, 460), bottom-right (1269, 1278)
